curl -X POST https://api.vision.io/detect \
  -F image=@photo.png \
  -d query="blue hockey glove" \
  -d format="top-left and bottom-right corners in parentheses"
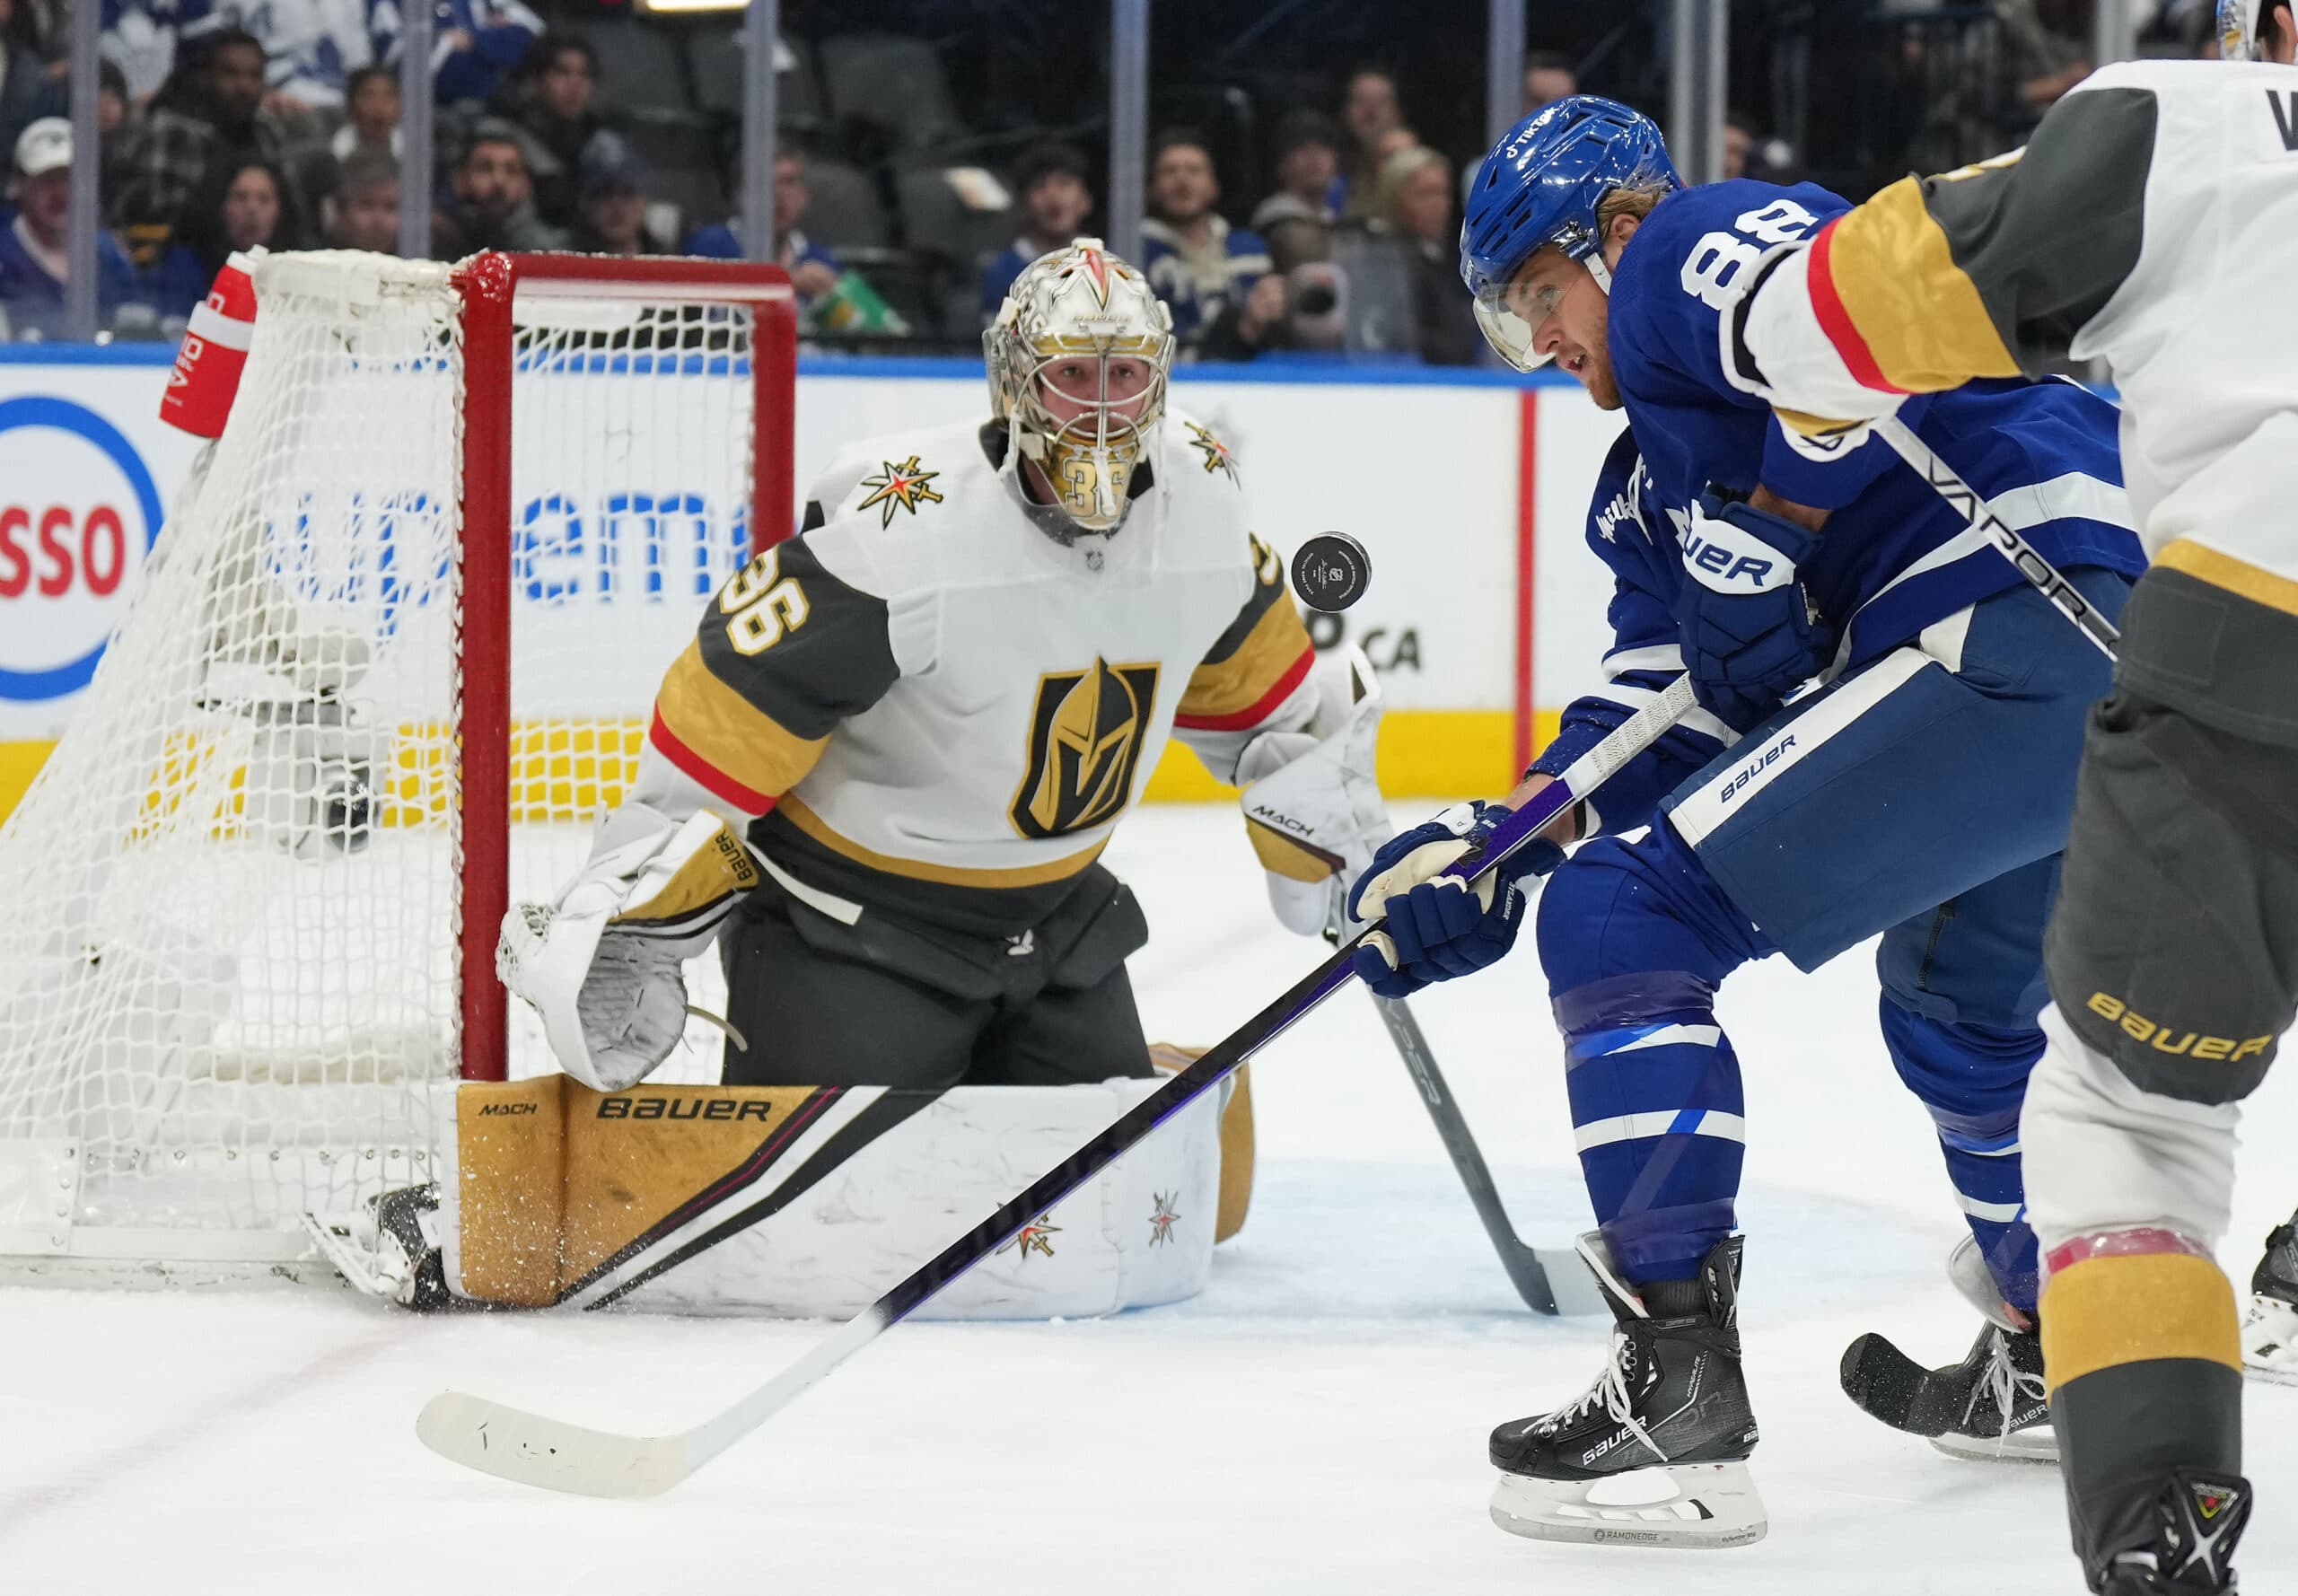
top-left (1672, 489), bottom-right (1831, 725)
top-left (1345, 801), bottom-right (1564, 999)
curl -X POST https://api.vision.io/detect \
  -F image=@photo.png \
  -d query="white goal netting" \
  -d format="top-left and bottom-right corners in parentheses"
top-left (0, 251), bottom-right (771, 1278)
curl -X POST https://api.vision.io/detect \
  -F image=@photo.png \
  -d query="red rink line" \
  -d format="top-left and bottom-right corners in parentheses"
top-left (0, 1317), bottom-right (405, 1539)
top-left (1513, 388), bottom-right (1539, 777)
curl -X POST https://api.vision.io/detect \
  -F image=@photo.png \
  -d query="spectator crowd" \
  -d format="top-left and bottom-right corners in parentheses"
top-left (0, 1), bottom-right (2240, 360)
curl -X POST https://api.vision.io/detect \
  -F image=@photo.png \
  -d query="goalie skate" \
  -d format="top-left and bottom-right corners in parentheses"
top-left (1487, 1234), bottom-right (1765, 1549)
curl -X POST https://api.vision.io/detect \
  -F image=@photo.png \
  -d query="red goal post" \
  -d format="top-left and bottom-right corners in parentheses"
top-left (455, 252), bottom-right (798, 1083)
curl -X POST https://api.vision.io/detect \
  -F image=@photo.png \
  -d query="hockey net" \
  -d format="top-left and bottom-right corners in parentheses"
top-left (0, 250), bottom-right (794, 1279)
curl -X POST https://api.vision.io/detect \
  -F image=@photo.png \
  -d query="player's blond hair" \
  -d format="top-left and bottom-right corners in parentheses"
top-left (1595, 184), bottom-right (1671, 241)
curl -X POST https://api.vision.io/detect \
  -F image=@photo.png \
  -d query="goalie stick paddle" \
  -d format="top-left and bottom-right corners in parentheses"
top-left (416, 676), bottom-right (1701, 1499)
top-left (1368, 992), bottom-right (1607, 1317)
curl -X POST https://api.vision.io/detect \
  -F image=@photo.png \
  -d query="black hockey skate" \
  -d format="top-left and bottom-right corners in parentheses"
top-left (1487, 1233), bottom-right (1764, 1549)
top-left (2092, 1469), bottom-right (2251, 1596)
top-left (1841, 1232), bottom-right (2054, 1462)
top-left (2239, 1215), bottom-right (2298, 1385)
top-left (1841, 1318), bottom-right (2052, 1462)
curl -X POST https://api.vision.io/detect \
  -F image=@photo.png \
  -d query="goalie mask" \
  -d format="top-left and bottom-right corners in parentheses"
top-left (986, 238), bottom-right (1175, 539)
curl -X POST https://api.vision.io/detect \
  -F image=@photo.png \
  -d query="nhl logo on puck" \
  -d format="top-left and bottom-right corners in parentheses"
top-left (1290, 531), bottom-right (1371, 612)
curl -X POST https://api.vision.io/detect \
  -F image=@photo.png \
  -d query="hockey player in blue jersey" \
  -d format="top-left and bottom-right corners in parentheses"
top-left (1346, 97), bottom-right (2147, 1548)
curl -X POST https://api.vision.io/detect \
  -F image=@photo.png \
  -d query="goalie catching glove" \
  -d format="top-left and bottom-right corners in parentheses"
top-left (1233, 645), bottom-right (1391, 937)
top-left (496, 807), bottom-right (760, 1091)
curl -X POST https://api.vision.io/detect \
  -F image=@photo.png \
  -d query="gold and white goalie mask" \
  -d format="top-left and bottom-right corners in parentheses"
top-left (986, 237), bottom-right (1176, 539)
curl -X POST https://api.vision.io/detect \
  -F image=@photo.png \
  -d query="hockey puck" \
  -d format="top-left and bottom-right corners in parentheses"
top-left (1291, 531), bottom-right (1371, 612)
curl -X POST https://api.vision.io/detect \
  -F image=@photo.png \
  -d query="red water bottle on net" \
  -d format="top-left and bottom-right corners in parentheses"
top-left (160, 246), bottom-right (266, 439)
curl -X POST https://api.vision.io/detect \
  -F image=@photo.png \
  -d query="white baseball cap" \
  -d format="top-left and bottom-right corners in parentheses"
top-left (15, 118), bottom-right (71, 178)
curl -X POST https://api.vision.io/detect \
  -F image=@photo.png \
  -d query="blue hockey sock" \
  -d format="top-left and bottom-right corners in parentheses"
top-left (1557, 971), bottom-right (1746, 1283)
top-left (1879, 998), bottom-right (2041, 1314)
top-left (1538, 827), bottom-right (1769, 1285)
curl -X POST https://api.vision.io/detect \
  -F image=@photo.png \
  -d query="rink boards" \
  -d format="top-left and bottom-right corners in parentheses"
top-left (0, 348), bottom-right (1625, 817)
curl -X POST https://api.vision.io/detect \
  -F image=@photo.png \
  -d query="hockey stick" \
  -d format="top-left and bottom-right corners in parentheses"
top-left (415, 676), bottom-right (1700, 1499)
top-left (1369, 991), bottom-right (1609, 1316)
top-left (1873, 416), bottom-right (2120, 659)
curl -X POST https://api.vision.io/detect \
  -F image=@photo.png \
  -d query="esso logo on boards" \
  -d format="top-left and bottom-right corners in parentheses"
top-left (0, 396), bottom-right (163, 702)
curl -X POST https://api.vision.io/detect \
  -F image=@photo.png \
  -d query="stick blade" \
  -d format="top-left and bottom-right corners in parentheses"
top-left (416, 1390), bottom-right (692, 1498)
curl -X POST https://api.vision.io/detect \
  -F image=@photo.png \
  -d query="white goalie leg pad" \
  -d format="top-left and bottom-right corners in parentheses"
top-left (497, 807), bottom-right (760, 1092)
top-left (434, 1074), bottom-right (1229, 1317)
top-left (1490, 1464), bottom-right (1767, 1550)
top-left (1235, 645), bottom-right (1389, 936)
top-left (2022, 1004), bottom-right (2243, 1257)
top-left (2242, 1295), bottom-right (2298, 1385)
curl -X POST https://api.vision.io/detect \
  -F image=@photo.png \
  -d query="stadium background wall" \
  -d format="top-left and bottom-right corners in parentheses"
top-left (0, 348), bottom-right (1622, 818)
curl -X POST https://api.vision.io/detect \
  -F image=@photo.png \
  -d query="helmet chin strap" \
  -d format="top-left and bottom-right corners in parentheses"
top-left (1584, 249), bottom-right (1612, 294)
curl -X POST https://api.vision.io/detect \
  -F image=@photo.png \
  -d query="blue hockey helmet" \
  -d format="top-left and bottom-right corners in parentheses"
top-left (1460, 95), bottom-right (1680, 370)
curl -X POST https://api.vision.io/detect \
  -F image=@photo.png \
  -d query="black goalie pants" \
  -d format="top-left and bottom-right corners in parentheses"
top-left (715, 863), bottom-right (1155, 1091)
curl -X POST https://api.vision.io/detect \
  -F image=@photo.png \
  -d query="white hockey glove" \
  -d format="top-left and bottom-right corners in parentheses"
top-left (1234, 645), bottom-right (1389, 937)
top-left (496, 807), bottom-right (760, 1092)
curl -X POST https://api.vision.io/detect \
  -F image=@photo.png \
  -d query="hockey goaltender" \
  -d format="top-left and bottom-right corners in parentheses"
top-left (363, 241), bottom-right (1391, 1317)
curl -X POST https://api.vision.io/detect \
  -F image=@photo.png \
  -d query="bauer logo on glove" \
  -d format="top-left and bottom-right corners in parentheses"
top-left (1671, 488), bottom-right (1832, 727)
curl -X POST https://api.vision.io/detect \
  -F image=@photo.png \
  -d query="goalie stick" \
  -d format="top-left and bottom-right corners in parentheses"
top-left (415, 676), bottom-right (1701, 1499)
top-left (1368, 992), bottom-right (1606, 1316)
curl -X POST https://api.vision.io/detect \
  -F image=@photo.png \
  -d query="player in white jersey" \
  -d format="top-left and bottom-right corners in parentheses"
top-left (1716, 9), bottom-right (2298, 1589)
top-left (499, 239), bottom-right (1388, 1096)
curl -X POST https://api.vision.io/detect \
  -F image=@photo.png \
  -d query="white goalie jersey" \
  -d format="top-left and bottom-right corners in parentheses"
top-left (627, 407), bottom-right (1326, 934)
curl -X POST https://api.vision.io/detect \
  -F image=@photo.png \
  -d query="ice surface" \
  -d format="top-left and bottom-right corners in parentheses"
top-left (4, 803), bottom-right (2295, 1595)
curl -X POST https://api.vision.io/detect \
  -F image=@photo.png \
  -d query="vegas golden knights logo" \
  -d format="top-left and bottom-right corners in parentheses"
top-left (1011, 658), bottom-right (1162, 840)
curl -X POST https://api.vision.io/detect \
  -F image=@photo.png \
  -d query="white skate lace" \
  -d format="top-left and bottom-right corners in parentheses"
top-left (1548, 1329), bottom-right (1664, 1461)
top-left (1962, 1328), bottom-right (2046, 1446)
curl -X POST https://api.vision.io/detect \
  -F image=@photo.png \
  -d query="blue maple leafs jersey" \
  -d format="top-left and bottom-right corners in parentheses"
top-left (1530, 428), bottom-right (1753, 835)
top-left (1606, 179), bottom-right (2145, 670)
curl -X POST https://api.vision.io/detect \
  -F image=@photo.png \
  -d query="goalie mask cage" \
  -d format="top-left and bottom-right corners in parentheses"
top-left (0, 251), bottom-right (796, 1280)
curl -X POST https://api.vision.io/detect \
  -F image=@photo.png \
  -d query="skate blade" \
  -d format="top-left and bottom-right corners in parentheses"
top-left (1928, 1427), bottom-right (2058, 1465)
top-left (1489, 1462), bottom-right (1767, 1549)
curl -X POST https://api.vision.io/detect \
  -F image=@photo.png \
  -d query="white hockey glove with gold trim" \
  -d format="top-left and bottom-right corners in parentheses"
top-left (496, 807), bottom-right (759, 1092)
top-left (1235, 645), bottom-right (1389, 937)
